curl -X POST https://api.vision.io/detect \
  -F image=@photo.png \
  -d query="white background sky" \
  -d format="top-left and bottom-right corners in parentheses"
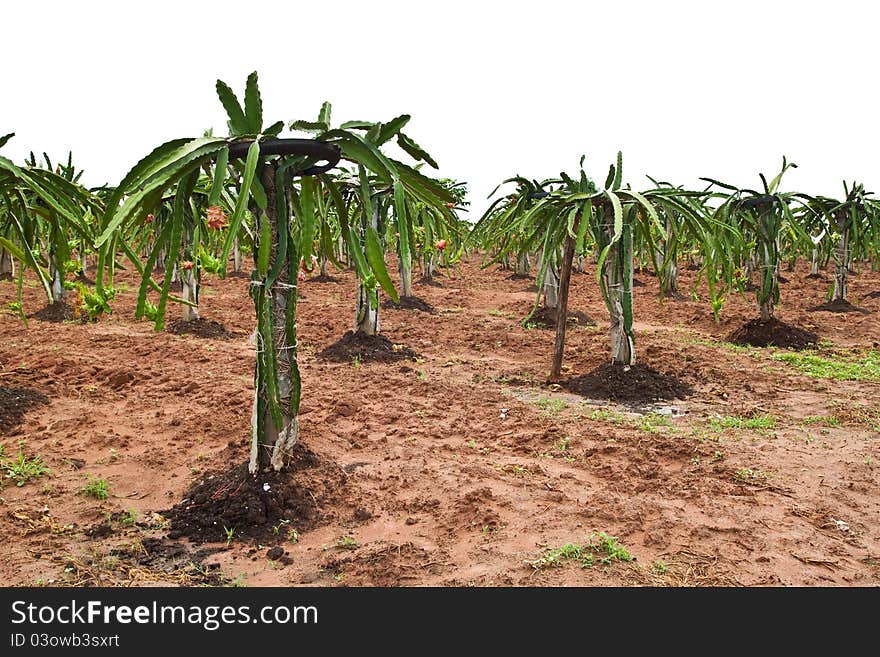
top-left (4, 0), bottom-right (879, 218)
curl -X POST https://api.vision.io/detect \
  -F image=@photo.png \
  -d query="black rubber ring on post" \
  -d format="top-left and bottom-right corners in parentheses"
top-left (740, 195), bottom-right (778, 209)
top-left (227, 138), bottom-right (341, 176)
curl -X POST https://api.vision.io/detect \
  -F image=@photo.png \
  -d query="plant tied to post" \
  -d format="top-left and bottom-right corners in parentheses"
top-left (101, 72), bottom-right (452, 474)
top-left (0, 136), bottom-right (104, 320)
top-left (97, 72), bottom-right (347, 474)
top-left (285, 102), bottom-right (456, 353)
top-left (703, 158), bottom-right (821, 348)
top-left (477, 153), bottom-right (728, 382)
top-left (805, 182), bottom-right (879, 310)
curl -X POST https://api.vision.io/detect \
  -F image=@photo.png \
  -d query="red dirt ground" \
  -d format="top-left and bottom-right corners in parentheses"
top-left (0, 256), bottom-right (878, 587)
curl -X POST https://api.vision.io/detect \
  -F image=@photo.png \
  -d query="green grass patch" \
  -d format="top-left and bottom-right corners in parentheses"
top-left (1, 450), bottom-right (50, 487)
top-left (734, 467), bottom-right (769, 483)
top-left (589, 408), bottom-right (677, 434)
top-left (710, 414), bottom-right (776, 431)
top-left (637, 413), bottom-right (674, 433)
top-left (800, 415), bottom-right (840, 427)
top-left (528, 533), bottom-right (633, 570)
top-left (772, 350), bottom-right (880, 382)
top-left (532, 397), bottom-right (568, 416)
top-left (81, 475), bottom-right (110, 500)
top-left (589, 408), bottom-right (630, 425)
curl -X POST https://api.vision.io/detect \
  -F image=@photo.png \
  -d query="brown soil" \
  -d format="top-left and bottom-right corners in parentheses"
top-left (808, 299), bottom-right (870, 314)
top-left (319, 331), bottom-right (420, 363)
top-left (806, 273), bottom-right (824, 280)
top-left (632, 278), bottom-right (646, 287)
top-left (1, 257), bottom-right (879, 587)
top-left (728, 318), bottom-right (819, 349)
top-left (29, 301), bottom-right (76, 323)
top-left (563, 363), bottom-right (693, 404)
top-left (528, 306), bottom-right (596, 329)
top-left (226, 270), bottom-right (252, 280)
top-left (381, 296), bottom-right (435, 313)
top-left (167, 317), bottom-right (237, 339)
top-left (506, 273), bottom-right (532, 281)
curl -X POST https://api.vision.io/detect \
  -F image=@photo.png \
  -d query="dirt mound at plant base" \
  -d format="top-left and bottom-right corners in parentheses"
top-left (29, 302), bottom-right (75, 322)
top-left (0, 387), bottom-right (49, 433)
top-left (728, 318), bottom-right (818, 349)
top-left (319, 331), bottom-right (420, 363)
top-left (381, 296), bottom-right (435, 313)
top-left (416, 276), bottom-right (444, 287)
top-left (165, 447), bottom-right (342, 544)
top-left (167, 318), bottom-right (236, 339)
top-left (528, 307), bottom-right (595, 329)
top-left (808, 299), bottom-right (870, 314)
top-left (563, 363), bottom-right (693, 403)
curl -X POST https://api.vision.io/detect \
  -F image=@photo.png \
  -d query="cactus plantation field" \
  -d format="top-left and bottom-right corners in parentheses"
top-left (1, 257), bottom-right (878, 586)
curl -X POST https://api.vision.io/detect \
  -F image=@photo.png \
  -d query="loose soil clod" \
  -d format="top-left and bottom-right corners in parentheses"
top-left (808, 299), bottom-right (870, 314)
top-left (0, 386), bottom-right (49, 433)
top-left (381, 296), bottom-right (435, 313)
top-left (29, 302), bottom-right (76, 323)
top-left (165, 447), bottom-right (335, 544)
top-left (527, 306), bottom-right (596, 329)
top-left (563, 362), bottom-right (693, 403)
top-left (727, 317), bottom-right (819, 349)
top-left (662, 290), bottom-right (690, 301)
top-left (319, 331), bottom-right (420, 363)
top-left (416, 276), bottom-right (444, 287)
top-left (167, 317), bottom-right (237, 339)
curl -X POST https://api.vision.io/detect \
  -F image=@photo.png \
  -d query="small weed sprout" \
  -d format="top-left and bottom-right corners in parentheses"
top-left (81, 476), bottom-right (110, 500)
top-left (528, 533), bottom-right (633, 570)
top-left (336, 535), bottom-right (358, 550)
top-left (710, 414), bottom-right (776, 431)
top-left (2, 450), bottom-right (50, 487)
